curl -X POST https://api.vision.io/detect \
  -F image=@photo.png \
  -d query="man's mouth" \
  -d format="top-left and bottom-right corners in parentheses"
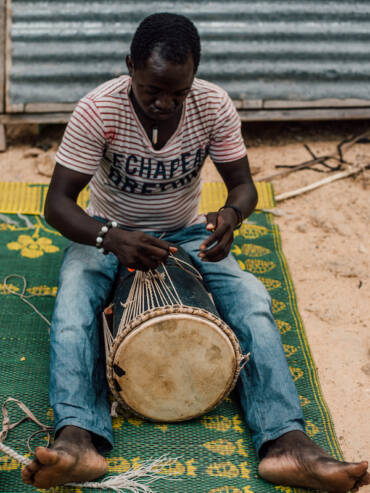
top-left (149, 108), bottom-right (175, 118)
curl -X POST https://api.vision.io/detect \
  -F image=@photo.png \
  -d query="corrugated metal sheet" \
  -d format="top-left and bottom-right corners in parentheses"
top-left (5, 1), bottom-right (370, 111)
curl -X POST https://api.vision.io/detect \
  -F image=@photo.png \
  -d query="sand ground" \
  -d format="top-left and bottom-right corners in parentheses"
top-left (1, 120), bottom-right (369, 490)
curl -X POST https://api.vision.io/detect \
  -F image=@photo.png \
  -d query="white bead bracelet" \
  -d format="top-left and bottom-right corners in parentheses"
top-left (95, 220), bottom-right (118, 254)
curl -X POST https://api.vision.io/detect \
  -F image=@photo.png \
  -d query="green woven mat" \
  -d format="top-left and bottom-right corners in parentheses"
top-left (0, 211), bottom-right (343, 493)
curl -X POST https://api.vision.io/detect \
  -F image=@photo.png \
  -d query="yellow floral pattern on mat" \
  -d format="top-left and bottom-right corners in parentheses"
top-left (257, 277), bottom-right (281, 291)
top-left (0, 283), bottom-right (19, 294)
top-left (235, 223), bottom-right (269, 240)
top-left (27, 285), bottom-right (58, 296)
top-left (299, 395), bottom-right (311, 407)
top-left (276, 320), bottom-right (292, 335)
top-left (283, 344), bottom-right (298, 357)
top-left (244, 259), bottom-right (276, 274)
top-left (202, 439), bottom-right (248, 457)
top-left (2, 215), bottom-right (61, 260)
top-left (271, 299), bottom-right (287, 314)
top-left (7, 235), bottom-right (59, 258)
top-left (289, 367), bottom-right (304, 382)
top-left (241, 244), bottom-right (270, 257)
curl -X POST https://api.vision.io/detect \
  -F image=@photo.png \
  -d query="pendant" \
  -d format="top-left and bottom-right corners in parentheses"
top-left (152, 126), bottom-right (158, 145)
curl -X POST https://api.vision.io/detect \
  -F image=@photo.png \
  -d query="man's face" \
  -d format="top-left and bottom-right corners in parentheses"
top-left (127, 48), bottom-right (195, 121)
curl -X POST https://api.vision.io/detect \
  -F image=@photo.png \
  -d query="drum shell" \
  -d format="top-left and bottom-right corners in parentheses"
top-left (112, 246), bottom-right (219, 338)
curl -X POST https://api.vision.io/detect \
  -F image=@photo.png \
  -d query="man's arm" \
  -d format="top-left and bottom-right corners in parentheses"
top-left (199, 155), bottom-right (257, 262)
top-left (45, 163), bottom-right (176, 270)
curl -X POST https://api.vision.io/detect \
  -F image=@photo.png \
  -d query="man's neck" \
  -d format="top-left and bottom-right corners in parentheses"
top-left (129, 89), bottom-right (183, 149)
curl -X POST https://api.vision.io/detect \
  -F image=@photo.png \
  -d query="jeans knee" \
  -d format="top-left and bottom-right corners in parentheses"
top-left (237, 272), bottom-right (272, 310)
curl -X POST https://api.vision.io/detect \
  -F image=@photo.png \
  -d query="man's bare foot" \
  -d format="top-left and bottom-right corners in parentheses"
top-left (259, 430), bottom-right (370, 493)
top-left (21, 425), bottom-right (108, 488)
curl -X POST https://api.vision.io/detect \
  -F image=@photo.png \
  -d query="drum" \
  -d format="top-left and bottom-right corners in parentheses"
top-left (103, 247), bottom-right (246, 422)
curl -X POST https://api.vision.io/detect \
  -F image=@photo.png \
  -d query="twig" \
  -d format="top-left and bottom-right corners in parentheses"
top-left (337, 129), bottom-right (370, 160)
top-left (259, 129), bottom-right (370, 182)
top-left (275, 164), bottom-right (370, 202)
top-left (260, 155), bottom-right (339, 181)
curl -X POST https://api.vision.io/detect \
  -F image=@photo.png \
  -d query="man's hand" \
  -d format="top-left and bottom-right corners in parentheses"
top-left (198, 208), bottom-right (238, 262)
top-left (104, 228), bottom-right (177, 271)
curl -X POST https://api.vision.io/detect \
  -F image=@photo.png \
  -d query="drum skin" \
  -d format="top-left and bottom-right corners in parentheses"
top-left (107, 247), bottom-right (243, 422)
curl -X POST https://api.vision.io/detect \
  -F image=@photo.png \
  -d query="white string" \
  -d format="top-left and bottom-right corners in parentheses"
top-left (168, 254), bottom-right (203, 281)
top-left (0, 398), bottom-right (180, 492)
top-left (0, 441), bottom-right (179, 492)
top-left (3, 274), bottom-right (51, 329)
top-left (17, 213), bottom-right (35, 228)
top-left (161, 264), bottom-right (182, 305)
top-left (103, 309), bottom-right (115, 355)
top-left (111, 253), bottom-right (204, 342)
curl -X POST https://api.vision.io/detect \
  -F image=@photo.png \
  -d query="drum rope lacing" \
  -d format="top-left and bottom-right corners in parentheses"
top-left (103, 254), bottom-right (203, 356)
top-left (1, 275), bottom-right (179, 492)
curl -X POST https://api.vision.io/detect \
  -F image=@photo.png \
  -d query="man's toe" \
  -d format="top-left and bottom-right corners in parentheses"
top-left (35, 446), bottom-right (60, 465)
top-left (21, 466), bottom-right (34, 484)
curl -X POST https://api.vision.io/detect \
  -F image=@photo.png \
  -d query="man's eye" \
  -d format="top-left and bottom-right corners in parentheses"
top-left (146, 90), bottom-right (160, 95)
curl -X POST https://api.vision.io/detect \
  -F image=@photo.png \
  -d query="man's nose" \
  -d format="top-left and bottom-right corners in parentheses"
top-left (154, 94), bottom-right (175, 112)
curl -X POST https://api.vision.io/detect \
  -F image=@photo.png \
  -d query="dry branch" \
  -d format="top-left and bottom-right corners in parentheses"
top-left (275, 164), bottom-right (370, 202)
top-left (259, 156), bottom-right (342, 181)
top-left (259, 129), bottom-right (370, 182)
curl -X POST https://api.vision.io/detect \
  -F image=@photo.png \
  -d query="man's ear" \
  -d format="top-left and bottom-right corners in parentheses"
top-left (126, 55), bottom-right (134, 76)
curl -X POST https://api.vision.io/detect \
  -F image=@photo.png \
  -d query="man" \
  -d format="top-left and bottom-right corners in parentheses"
top-left (22, 13), bottom-right (369, 492)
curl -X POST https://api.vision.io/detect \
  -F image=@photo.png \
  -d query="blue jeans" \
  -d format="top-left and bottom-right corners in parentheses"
top-left (50, 223), bottom-right (305, 455)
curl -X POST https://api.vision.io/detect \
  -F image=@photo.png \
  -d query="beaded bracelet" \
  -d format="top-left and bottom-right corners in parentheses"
top-left (218, 205), bottom-right (243, 230)
top-left (95, 220), bottom-right (118, 254)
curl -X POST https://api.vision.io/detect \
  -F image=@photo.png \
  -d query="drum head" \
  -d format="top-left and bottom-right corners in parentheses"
top-left (110, 310), bottom-right (238, 422)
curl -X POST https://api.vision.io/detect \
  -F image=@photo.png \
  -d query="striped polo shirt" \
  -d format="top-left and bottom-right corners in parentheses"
top-left (56, 75), bottom-right (247, 231)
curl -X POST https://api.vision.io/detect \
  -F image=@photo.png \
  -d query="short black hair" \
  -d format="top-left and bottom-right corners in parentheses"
top-left (130, 13), bottom-right (201, 72)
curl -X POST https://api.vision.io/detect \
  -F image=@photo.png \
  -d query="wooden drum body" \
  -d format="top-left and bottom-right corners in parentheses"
top-left (104, 247), bottom-right (245, 422)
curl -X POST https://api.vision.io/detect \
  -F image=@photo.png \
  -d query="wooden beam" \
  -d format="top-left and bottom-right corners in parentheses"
top-left (24, 102), bottom-right (76, 113)
top-left (263, 98), bottom-right (370, 109)
top-left (238, 107), bottom-right (370, 122)
top-left (234, 99), bottom-right (263, 110)
top-left (0, 112), bottom-right (71, 124)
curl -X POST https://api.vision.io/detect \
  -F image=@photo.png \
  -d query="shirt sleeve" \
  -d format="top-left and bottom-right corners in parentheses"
top-left (209, 91), bottom-right (247, 164)
top-left (55, 97), bottom-right (106, 175)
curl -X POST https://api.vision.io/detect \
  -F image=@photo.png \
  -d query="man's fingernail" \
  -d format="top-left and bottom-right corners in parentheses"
top-left (207, 224), bottom-right (214, 229)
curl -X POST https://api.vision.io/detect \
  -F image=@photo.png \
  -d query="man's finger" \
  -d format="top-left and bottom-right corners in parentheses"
top-left (144, 234), bottom-right (173, 252)
top-left (200, 221), bottom-right (228, 251)
top-left (140, 244), bottom-right (171, 261)
top-left (199, 230), bottom-right (219, 252)
top-left (200, 235), bottom-right (234, 262)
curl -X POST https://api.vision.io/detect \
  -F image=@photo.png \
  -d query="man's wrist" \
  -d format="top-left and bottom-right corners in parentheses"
top-left (218, 205), bottom-right (243, 229)
top-left (95, 220), bottom-right (118, 254)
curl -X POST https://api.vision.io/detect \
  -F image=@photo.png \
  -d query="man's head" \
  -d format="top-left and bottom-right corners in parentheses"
top-left (129, 13), bottom-right (201, 73)
top-left (126, 13), bottom-right (201, 121)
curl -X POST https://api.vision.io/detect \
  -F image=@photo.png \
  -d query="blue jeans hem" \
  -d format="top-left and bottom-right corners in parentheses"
top-left (255, 421), bottom-right (306, 458)
top-left (54, 419), bottom-right (113, 455)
